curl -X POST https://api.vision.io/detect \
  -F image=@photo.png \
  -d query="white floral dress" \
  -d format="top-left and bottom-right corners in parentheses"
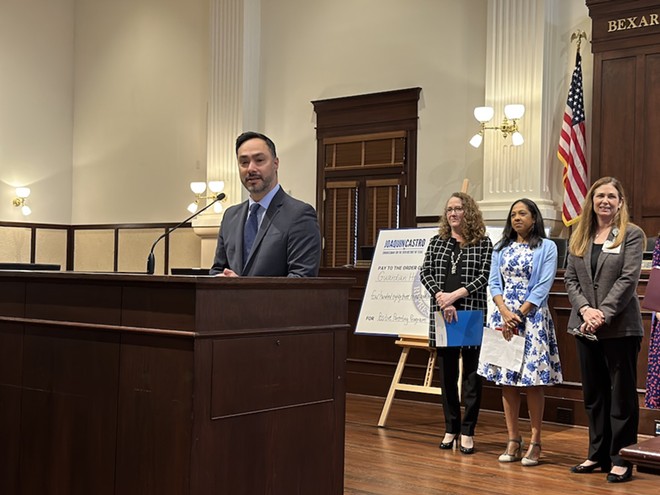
top-left (478, 242), bottom-right (563, 386)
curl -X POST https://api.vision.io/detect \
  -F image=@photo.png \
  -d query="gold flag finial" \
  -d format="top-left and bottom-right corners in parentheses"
top-left (571, 30), bottom-right (588, 52)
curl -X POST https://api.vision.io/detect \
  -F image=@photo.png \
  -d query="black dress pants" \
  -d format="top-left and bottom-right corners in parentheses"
top-left (576, 335), bottom-right (641, 467)
top-left (437, 346), bottom-right (482, 436)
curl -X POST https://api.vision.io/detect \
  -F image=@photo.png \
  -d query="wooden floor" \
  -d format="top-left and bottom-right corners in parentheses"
top-left (344, 394), bottom-right (658, 494)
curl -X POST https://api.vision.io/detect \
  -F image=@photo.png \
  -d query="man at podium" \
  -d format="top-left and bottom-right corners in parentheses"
top-left (210, 131), bottom-right (321, 277)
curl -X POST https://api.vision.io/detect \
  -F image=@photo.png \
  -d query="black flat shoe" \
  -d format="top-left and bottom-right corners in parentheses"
top-left (439, 434), bottom-right (458, 450)
top-left (607, 465), bottom-right (633, 483)
top-left (570, 460), bottom-right (611, 473)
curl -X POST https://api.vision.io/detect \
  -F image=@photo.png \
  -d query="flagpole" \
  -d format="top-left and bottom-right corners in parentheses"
top-left (569, 29), bottom-right (586, 243)
top-left (559, 30), bottom-right (589, 236)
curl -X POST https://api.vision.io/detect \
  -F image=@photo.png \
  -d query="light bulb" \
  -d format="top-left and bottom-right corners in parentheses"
top-left (469, 133), bottom-right (483, 148)
top-left (16, 187), bottom-right (31, 198)
top-left (504, 104), bottom-right (525, 120)
top-left (473, 106), bottom-right (494, 123)
top-left (190, 182), bottom-right (206, 194)
top-left (187, 202), bottom-right (198, 214)
top-left (208, 181), bottom-right (224, 193)
top-left (21, 205), bottom-right (32, 216)
top-left (213, 202), bottom-right (223, 214)
top-left (511, 131), bottom-right (524, 146)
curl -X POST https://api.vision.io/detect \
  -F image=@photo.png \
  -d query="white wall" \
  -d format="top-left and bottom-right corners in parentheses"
top-left (71, 0), bottom-right (210, 224)
top-left (0, 0), bottom-right (209, 225)
top-left (259, 0), bottom-right (488, 218)
top-left (0, 0), bottom-right (74, 224)
top-left (0, 0), bottom-right (590, 227)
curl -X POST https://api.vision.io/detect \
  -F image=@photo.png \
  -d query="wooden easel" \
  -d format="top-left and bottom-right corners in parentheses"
top-left (377, 335), bottom-right (442, 427)
top-left (377, 179), bottom-right (470, 427)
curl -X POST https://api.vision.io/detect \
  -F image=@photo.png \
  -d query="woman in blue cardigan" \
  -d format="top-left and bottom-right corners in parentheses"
top-left (478, 198), bottom-right (563, 466)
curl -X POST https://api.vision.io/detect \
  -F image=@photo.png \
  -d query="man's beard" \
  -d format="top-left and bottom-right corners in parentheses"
top-left (243, 174), bottom-right (272, 194)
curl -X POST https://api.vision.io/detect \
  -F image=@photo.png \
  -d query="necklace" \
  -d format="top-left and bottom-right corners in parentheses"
top-left (595, 226), bottom-right (612, 240)
top-left (450, 248), bottom-right (462, 275)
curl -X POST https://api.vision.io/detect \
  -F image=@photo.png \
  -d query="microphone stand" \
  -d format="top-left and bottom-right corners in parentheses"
top-left (146, 193), bottom-right (225, 274)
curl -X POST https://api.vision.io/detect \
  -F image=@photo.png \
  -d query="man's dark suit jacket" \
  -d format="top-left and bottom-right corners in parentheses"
top-left (209, 187), bottom-right (321, 277)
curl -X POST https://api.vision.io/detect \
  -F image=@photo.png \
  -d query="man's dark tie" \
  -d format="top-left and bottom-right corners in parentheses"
top-left (243, 203), bottom-right (261, 264)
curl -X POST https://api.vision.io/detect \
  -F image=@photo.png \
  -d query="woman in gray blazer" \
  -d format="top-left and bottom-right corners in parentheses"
top-left (565, 177), bottom-right (645, 483)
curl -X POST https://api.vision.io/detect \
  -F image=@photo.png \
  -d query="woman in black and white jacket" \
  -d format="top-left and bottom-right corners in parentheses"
top-left (420, 192), bottom-right (492, 454)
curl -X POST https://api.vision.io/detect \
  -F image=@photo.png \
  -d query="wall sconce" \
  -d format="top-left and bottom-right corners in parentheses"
top-left (188, 181), bottom-right (225, 214)
top-left (12, 187), bottom-right (32, 216)
top-left (469, 104), bottom-right (525, 148)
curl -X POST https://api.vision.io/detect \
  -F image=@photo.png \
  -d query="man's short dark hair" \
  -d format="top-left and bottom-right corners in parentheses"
top-left (235, 131), bottom-right (277, 158)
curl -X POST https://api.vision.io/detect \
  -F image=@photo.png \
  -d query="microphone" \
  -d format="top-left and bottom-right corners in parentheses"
top-left (146, 192), bottom-right (226, 274)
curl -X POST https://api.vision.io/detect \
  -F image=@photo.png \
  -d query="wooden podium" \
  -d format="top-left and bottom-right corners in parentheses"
top-left (0, 272), bottom-right (353, 495)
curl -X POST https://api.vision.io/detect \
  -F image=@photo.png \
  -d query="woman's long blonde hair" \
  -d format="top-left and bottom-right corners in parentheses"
top-left (568, 176), bottom-right (630, 257)
top-left (438, 192), bottom-right (486, 246)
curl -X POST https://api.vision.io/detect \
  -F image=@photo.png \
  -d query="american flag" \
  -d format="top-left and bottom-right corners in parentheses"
top-left (558, 51), bottom-right (588, 227)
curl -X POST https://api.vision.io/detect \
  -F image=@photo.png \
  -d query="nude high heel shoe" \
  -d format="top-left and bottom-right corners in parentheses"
top-left (521, 442), bottom-right (542, 466)
top-left (498, 438), bottom-right (523, 462)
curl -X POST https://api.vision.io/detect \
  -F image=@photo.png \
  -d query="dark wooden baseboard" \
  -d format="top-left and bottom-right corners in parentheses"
top-left (347, 360), bottom-right (660, 435)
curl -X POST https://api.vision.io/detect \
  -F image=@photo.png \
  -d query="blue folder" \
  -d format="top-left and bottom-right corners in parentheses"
top-left (440, 310), bottom-right (484, 347)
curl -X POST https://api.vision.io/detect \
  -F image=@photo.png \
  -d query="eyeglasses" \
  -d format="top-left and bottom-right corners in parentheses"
top-left (568, 327), bottom-right (598, 342)
top-left (445, 207), bottom-right (464, 214)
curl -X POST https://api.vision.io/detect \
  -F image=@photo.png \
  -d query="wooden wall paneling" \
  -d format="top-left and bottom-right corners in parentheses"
top-left (73, 229), bottom-right (115, 272)
top-left (115, 333), bottom-right (194, 495)
top-left (588, 0), bottom-right (660, 53)
top-left (202, 330), bottom-right (340, 494)
top-left (0, 277), bottom-right (25, 494)
top-left (210, 331), bottom-right (335, 418)
top-left (0, 226), bottom-right (31, 263)
top-left (34, 228), bottom-right (68, 268)
top-left (201, 402), bottom-right (337, 495)
top-left (122, 283), bottom-right (197, 331)
top-left (641, 52), bottom-right (660, 234)
top-left (19, 325), bottom-right (120, 495)
top-left (588, 0), bottom-right (660, 234)
top-left (26, 279), bottom-right (122, 325)
top-left (117, 228), bottom-right (162, 274)
top-left (594, 54), bottom-right (637, 187)
top-left (169, 229), bottom-right (202, 273)
top-left (190, 337), bottom-right (214, 493)
top-left (0, 322), bottom-right (23, 494)
top-left (195, 282), bottom-right (351, 332)
top-left (0, 279), bottom-right (25, 317)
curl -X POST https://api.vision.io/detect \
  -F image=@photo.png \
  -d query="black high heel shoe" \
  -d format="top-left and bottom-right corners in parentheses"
top-left (459, 435), bottom-right (475, 455)
top-left (570, 460), bottom-right (611, 473)
top-left (607, 465), bottom-right (633, 483)
top-left (439, 433), bottom-right (458, 450)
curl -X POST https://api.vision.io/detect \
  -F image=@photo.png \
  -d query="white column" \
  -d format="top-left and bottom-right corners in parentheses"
top-left (193, 0), bottom-right (261, 266)
top-left (479, 0), bottom-right (563, 234)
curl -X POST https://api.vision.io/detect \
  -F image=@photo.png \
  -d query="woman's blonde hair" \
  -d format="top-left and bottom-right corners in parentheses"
top-left (568, 176), bottom-right (630, 257)
top-left (438, 192), bottom-right (486, 246)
